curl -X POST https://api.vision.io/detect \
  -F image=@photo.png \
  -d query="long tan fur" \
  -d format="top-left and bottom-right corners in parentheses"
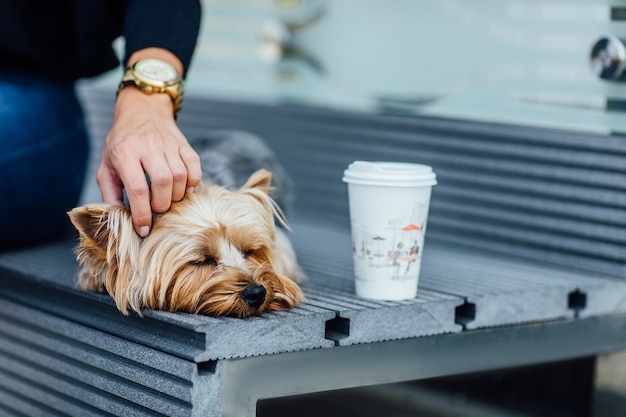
top-left (68, 169), bottom-right (304, 318)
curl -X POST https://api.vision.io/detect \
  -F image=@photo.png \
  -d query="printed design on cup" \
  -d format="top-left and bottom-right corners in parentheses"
top-left (351, 201), bottom-right (429, 281)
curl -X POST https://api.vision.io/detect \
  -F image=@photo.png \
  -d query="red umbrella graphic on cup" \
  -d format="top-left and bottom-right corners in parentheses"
top-left (401, 224), bottom-right (422, 232)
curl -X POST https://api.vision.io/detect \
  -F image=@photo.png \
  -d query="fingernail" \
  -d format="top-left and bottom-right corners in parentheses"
top-left (139, 226), bottom-right (150, 237)
top-left (186, 187), bottom-right (195, 194)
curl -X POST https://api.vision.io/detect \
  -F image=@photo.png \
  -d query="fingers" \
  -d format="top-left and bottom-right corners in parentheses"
top-left (180, 144), bottom-right (202, 192)
top-left (96, 166), bottom-right (125, 207)
top-left (99, 132), bottom-right (202, 237)
top-left (163, 152), bottom-right (189, 204)
top-left (100, 156), bottom-right (153, 237)
top-left (123, 169), bottom-right (153, 238)
top-left (146, 139), bottom-right (200, 213)
top-left (145, 155), bottom-right (174, 214)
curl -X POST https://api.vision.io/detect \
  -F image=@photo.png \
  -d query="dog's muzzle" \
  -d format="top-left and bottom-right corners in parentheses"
top-left (241, 285), bottom-right (267, 308)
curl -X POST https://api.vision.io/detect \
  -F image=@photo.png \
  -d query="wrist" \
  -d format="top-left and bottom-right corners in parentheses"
top-left (115, 87), bottom-right (175, 120)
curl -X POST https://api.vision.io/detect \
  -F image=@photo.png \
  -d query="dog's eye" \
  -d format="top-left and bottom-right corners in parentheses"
top-left (242, 249), bottom-right (255, 258)
top-left (192, 256), bottom-right (218, 266)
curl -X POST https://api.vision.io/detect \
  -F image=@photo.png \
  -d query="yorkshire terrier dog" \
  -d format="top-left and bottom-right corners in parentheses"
top-left (68, 131), bottom-right (304, 318)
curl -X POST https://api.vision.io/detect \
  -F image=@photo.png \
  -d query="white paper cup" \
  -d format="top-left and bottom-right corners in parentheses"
top-left (342, 161), bottom-right (437, 300)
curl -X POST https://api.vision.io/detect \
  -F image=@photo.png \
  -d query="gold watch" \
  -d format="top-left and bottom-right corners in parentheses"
top-left (117, 58), bottom-right (184, 118)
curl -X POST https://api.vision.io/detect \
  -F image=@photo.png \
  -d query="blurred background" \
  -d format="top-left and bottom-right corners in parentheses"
top-left (89, 0), bottom-right (626, 135)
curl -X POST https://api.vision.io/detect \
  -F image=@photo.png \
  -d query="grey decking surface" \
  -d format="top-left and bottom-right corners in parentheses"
top-left (2, 221), bottom-right (626, 416)
top-left (293, 222), bottom-right (626, 332)
top-left (0, 222), bottom-right (462, 360)
top-left (3, 219), bottom-right (623, 357)
top-left (0, 222), bottom-right (459, 417)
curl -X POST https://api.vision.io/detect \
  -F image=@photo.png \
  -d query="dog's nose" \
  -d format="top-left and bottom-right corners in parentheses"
top-left (241, 285), bottom-right (267, 308)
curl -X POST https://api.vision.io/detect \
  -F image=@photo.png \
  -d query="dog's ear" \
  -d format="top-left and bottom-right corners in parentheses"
top-left (242, 169), bottom-right (274, 194)
top-left (240, 169), bottom-right (289, 229)
top-left (68, 204), bottom-right (133, 250)
top-left (68, 204), bottom-right (140, 314)
top-left (68, 205), bottom-right (108, 249)
top-left (68, 204), bottom-right (141, 265)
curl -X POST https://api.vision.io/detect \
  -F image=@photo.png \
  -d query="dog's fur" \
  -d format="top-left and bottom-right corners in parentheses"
top-left (68, 131), bottom-right (304, 318)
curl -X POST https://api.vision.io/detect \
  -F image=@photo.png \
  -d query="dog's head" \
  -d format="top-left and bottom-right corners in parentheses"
top-left (68, 169), bottom-right (304, 318)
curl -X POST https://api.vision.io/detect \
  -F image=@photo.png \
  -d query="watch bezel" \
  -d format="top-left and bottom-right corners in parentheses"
top-left (131, 59), bottom-right (181, 88)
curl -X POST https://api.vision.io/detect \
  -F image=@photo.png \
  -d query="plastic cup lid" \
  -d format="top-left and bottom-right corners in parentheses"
top-left (342, 161), bottom-right (437, 187)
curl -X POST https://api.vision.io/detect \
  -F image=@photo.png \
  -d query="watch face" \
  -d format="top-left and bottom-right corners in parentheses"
top-left (134, 59), bottom-right (179, 83)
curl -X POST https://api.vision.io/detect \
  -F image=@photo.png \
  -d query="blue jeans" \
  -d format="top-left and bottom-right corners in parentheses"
top-left (0, 73), bottom-right (89, 249)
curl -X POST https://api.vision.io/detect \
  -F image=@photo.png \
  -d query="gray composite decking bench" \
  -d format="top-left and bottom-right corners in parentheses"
top-left (1, 85), bottom-right (626, 416)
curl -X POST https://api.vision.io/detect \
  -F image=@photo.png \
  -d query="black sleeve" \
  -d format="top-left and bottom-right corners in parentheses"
top-left (122, 0), bottom-right (201, 74)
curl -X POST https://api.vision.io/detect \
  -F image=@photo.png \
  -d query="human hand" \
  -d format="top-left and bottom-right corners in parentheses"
top-left (96, 87), bottom-right (202, 237)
